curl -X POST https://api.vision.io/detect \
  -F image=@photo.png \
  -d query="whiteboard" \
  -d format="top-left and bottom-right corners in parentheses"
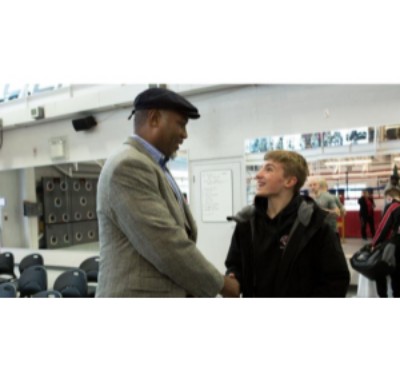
top-left (200, 170), bottom-right (233, 222)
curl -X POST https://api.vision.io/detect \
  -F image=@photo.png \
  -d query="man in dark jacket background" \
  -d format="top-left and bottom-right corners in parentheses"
top-left (224, 150), bottom-right (350, 297)
top-left (358, 189), bottom-right (376, 240)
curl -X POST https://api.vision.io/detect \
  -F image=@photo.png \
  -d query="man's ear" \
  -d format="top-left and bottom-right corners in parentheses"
top-left (148, 109), bottom-right (161, 128)
top-left (285, 176), bottom-right (298, 189)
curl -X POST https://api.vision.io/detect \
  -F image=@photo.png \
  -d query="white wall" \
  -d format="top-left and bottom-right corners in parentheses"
top-left (19, 168), bottom-right (38, 249)
top-left (0, 170), bottom-right (25, 247)
top-left (0, 107), bottom-right (132, 171)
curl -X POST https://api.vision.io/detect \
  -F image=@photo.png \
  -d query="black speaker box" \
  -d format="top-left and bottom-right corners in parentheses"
top-left (386, 128), bottom-right (399, 140)
top-left (72, 116), bottom-right (97, 131)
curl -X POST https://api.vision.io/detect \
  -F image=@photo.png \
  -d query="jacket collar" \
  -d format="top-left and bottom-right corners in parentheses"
top-left (231, 194), bottom-right (315, 227)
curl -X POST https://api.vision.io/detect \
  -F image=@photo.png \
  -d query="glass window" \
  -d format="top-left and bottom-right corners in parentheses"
top-left (0, 83), bottom-right (63, 103)
top-left (0, 84), bottom-right (26, 102)
top-left (27, 84), bottom-right (63, 96)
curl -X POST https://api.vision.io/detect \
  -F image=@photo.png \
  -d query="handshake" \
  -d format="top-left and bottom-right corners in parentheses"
top-left (220, 273), bottom-right (240, 298)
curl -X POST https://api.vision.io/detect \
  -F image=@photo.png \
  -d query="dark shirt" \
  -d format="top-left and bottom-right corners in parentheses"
top-left (253, 195), bottom-right (301, 296)
top-left (358, 195), bottom-right (375, 218)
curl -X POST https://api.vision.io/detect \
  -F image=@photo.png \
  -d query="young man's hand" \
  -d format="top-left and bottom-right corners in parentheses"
top-left (220, 274), bottom-right (240, 297)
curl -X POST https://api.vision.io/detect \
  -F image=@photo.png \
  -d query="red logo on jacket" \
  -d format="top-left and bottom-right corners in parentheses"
top-left (279, 235), bottom-right (289, 250)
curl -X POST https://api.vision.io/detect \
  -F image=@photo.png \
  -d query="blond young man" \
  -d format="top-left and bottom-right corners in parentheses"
top-left (308, 176), bottom-right (341, 234)
top-left (225, 150), bottom-right (350, 297)
top-left (319, 178), bottom-right (346, 217)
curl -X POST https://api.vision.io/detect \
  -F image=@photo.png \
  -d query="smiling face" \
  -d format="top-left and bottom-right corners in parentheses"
top-left (153, 110), bottom-right (188, 158)
top-left (255, 160), bottom-right (297, 198)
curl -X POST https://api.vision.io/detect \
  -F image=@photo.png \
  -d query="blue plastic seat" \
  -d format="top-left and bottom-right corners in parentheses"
top-left (18, 253), bottom-right (44, 275)
top-left (54, 268), bottom-right (88, 298)
top-left (18, 265), bottom-right (48, 297)
top-left (0, 252), bottom-right (17, 283)
top-left (0, 282), bottom-right (17, 298)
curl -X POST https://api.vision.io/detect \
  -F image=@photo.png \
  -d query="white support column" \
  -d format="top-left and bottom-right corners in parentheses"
top-left (19, 168), bottom-right (39, 249)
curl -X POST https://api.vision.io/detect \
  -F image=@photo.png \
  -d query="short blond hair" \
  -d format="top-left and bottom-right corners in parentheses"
top-left (264, 150), bottom-right (309, 193)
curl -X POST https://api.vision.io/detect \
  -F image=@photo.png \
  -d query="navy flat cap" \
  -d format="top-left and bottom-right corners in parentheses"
top-left (128, 87), bottom-right (200, 119)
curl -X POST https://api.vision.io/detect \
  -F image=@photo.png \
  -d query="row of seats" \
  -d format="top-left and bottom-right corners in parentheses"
top-left (0, 252), bottom-right (99, 298)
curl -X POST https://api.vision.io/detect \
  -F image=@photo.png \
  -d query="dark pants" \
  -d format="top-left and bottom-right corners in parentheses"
top-left (360, 215), bottom-right (375, 239)
top-left (376, 245), bottom-right (400, 298)
top-left (376, 270), bottom-right (400, 297)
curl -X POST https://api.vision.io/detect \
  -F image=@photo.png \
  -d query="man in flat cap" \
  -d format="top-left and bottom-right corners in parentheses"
top-left (96, 87), bottom-right (240, 297)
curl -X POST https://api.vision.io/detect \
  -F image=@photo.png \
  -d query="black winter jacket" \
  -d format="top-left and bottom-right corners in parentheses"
top-left (373, 200), bottom-right (400, 247)
top-left (225, 195), bottom-right (350, 297)
top-left (358, 196), bottom-right (375, 219)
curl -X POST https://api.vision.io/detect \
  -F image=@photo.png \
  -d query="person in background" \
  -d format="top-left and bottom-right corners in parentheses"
top-left (384, 174), bottom-right (400, 192)
top-left (320, 179), bottom-right (346, 218)
top-left (383, 174), bottom-right (400, 208)
top-left (96, 87), bottom-right (239, 298)
top-left (308, 176), bottom-right (341, 236)
top-left (371, 188), bottom-right (400, 297)
top-left (225, 150), bottom-right (350, 297)
top-left (358, 188), bottom-right (376, 240)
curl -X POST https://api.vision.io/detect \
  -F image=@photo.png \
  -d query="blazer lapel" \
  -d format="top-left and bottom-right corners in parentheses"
top-left (124, 136), bottom-right (189, 231)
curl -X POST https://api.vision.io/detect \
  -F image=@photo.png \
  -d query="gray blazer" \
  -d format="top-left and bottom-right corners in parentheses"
top-left (96, 137), bottom-right (224, 297)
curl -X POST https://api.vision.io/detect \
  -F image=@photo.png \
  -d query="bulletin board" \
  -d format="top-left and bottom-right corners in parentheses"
top-left (200, 170), bottom-right (233, 222)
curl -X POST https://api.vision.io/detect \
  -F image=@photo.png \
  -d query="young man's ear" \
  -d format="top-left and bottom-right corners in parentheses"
top-left (285, 176), bottom-right (298, 189)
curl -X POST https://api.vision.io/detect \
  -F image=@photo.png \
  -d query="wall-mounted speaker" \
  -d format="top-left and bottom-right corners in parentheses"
top-left (72, 116), bottom-right (97, 131)
top-left (31, 106), bottom-right (45, 119)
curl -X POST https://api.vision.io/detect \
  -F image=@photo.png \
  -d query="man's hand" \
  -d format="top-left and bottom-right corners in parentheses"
top-left (220, 274), bottom-right (240, 298)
